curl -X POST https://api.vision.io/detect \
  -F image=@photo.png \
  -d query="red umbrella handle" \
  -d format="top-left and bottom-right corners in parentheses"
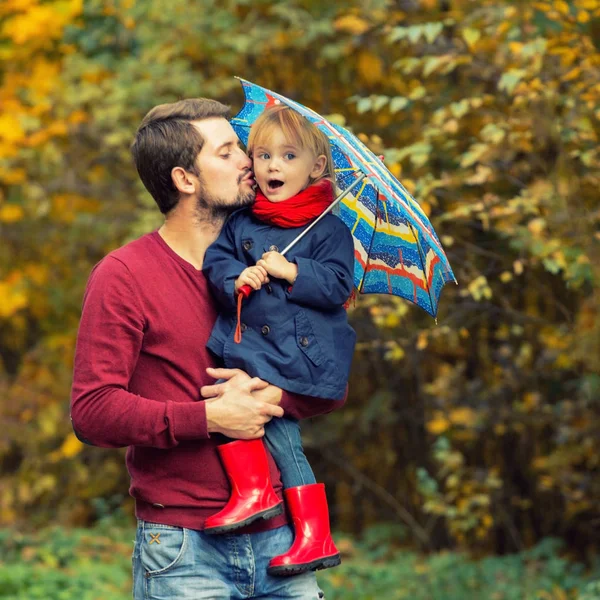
top-left (234, 285), bottom-right (252, 343)
top-left (238, 284), bottom-right (252, 298)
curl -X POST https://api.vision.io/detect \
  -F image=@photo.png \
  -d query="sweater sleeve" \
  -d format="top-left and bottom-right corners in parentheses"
top-left (203, 213), bottom-right (250, 313)
top-left (287, 217), bottom-right (355, 310)
top-left (279, 386), bottom-right (348, 420)
top-left (70, 256), bottom-right (209, 448)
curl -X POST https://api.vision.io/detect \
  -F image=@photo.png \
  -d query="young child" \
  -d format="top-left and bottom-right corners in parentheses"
top-left (203, 105), bottom-right (356, 576)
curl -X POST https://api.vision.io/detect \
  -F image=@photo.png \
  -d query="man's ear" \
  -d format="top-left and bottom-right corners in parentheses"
top-left (310, 155), bottom-right (327, 179)
top-left (171, 166), bottom-right (197, 194)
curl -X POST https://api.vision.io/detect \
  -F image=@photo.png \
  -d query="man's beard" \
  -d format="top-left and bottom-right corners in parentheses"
top-left (194, 173), bottom-right (255, 225)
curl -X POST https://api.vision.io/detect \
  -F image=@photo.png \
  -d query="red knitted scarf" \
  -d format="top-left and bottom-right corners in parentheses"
top-left (251, 179), bottom-right (334, 228)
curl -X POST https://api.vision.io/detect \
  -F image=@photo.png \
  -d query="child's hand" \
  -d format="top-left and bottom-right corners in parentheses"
top-left (235, 265), bottom-right (269, 293)
top-left (257, 252), bottom-right (298, 284)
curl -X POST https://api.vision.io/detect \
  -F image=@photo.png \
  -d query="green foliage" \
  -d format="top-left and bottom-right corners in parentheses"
top-left (0, 523), bottom-right (598, 600)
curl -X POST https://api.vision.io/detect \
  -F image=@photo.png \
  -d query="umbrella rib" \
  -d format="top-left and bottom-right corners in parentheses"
top-left (409, 223), bottom-right (436, 318)
top-left (359, 190), bottom-right (381, 294)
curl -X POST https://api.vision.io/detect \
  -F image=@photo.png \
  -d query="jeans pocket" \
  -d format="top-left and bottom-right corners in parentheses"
top-left (140, 522), bottom-right (188, 576)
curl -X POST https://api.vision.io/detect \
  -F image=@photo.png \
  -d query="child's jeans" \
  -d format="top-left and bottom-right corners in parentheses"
top-left (263, 416), bottom-right (317, 489)
top-left (215, 379), bottom-right (316, 488)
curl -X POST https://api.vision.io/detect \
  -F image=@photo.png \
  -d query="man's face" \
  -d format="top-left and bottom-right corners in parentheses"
top-left (192, 118), bottom-right (255, 217)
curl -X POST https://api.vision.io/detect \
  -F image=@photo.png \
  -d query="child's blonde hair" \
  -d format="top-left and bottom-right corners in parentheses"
top-left (247, 105), bottom-right (335, 185)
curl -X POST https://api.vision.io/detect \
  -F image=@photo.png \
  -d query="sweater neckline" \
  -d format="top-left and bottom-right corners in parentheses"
top-left (151, 230), bottom-right (206, 277)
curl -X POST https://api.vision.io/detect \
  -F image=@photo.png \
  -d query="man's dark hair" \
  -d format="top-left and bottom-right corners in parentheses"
top-left (131, 99), bottom-right (230, 214)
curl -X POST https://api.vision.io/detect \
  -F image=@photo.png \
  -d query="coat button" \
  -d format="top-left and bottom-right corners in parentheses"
top-left (299, 336), bottom-right (309, 347)
top-left (268, 245), bottom-right (279, 252)
top-left (243, 240), bottom-right (253, 251)
top-left (261, 325), bottom-right (270, 335)
top-left (266, 284), bottom-right (272, 294)
top-left (152, 503), bottom-right (165, 508)
top-left (240, 323), bottom-right (247, 332)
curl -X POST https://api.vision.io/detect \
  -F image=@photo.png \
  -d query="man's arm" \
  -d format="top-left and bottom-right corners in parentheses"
top-left (201, 368), bottom-right (348, 422)
top-left (71, 258), bottom-right (281, 448)
top-left (278, 387), bottom-right (347, 420)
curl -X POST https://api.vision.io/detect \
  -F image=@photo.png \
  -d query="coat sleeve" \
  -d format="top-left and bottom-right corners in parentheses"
top-left (70, 257), bottom-right (209, 448)
top-left (287, 217), bottom-right (355, 310)
top-left (279, 385), bottom-right (348, 420)
top-left (203, 213), bottom-right (249, 313)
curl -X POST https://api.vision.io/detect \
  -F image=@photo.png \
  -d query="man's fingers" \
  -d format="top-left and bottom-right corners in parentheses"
top-left (244, 376), bottom-right (269, 392)
top-left (262, 403), bottom-right (284, 418)
top-left (206, 367), bottom-right (243, 380)
top-left (200, 383), bottom-right (222, 398)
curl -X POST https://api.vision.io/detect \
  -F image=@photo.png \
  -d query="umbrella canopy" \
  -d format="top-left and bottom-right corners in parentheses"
top-left (231, 77), bottom-right (456, 318)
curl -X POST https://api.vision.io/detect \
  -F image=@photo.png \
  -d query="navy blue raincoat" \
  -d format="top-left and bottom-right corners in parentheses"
top-left (204, 208), bottom-right (356, 401)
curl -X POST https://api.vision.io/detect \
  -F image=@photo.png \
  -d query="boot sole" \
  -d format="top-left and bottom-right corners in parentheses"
top-left (204, 502), bottom-right (284, 535)
top-left (267, 553), bottom-right (341, 577)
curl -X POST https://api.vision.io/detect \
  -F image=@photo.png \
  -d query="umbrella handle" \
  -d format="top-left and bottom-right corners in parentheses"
top-left (238, 284), bottom-right (252, 298)
top-left (234, 285), bottom-right (252, 343)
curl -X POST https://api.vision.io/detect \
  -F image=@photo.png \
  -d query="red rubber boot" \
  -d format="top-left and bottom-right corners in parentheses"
top-left (204, 439), bottom-right (283, 534)
top-left (268, 483), bottom-right (341, 576)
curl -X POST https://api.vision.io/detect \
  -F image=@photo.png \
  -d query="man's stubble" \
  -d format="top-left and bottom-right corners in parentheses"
top-left (193, 171), bottom-right (255, 227)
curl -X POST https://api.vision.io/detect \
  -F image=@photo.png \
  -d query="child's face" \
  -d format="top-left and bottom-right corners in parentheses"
top-left (251, 127), bottom-right (326, 203)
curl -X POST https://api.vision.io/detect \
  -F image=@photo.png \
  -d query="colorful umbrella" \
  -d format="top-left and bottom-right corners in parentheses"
top-left (231, 77), bottom-right (456, 318)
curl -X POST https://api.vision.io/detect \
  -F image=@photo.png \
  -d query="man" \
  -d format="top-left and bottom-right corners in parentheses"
top-left (71, 99), bottom-right (343, 599)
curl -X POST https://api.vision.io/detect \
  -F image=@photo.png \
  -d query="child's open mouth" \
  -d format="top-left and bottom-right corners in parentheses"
top-left (267, 179), bottom-right (284, 192)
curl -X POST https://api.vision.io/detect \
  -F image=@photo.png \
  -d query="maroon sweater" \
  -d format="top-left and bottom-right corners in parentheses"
top-left (71, 231), bottom-right (344, 531)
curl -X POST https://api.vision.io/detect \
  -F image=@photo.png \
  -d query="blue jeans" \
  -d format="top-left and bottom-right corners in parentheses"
top-left (132, 521), bottom-right (325, 599)
top-left (263, 417), bottom-right (317, 489)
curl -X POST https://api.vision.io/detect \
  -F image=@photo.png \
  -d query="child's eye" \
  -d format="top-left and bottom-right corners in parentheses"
top-left (258, 153), bottom-right (270, 160)
top-left (285, 153), bottom-right (295, 160)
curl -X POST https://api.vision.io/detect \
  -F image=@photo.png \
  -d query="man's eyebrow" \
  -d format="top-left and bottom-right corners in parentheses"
top-left (215, 140), bottom-right (242, 152)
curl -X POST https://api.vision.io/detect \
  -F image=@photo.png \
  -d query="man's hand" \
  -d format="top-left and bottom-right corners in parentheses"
top-left (257, 252), bottom-right (298, 284)
top-left (201, 368), bottom-right (284, 439)
top-left (234, 266), bottom-right (269, 293)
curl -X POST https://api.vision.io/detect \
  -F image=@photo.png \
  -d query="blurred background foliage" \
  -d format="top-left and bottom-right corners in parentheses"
top-left (1, 0), bottom-right (600, 575)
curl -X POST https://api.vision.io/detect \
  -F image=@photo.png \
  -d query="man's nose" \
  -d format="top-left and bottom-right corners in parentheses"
top-left (238, 148), bottom-right (251, 169)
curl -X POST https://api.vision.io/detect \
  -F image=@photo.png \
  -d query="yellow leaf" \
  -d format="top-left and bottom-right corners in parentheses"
top-left (527, 217), bottom-right (546, 235)
top-left (554, 0), bottom-right (570, 14)
top-left (427, 416), bottom-right (450, 435)
top-left (334, 14), bottom-right (370, 35)
top-left (59, 433), bottom-right (83, 459)
top-left (577, 10), bottom-right (591, 21)
top-left (0, 204), bottom-right (24, 223)
top-left (513, 260), bottom-right (524, 275)
top-left (462, 28), bottom-right (481, 49)
top-left (0, 114), bottom-right (25, 144)
top-left (357, 51), bottom-right (383, 85)
top-left (0, 281), bottom-right (28, 318)
top-left (500, 271), bottom-right (513, 283)
top-left (563, 67), bottom-right (581, 82)
top-left (416, 331), bottom-right (429, 350)
top-left (449, 407), bottom-right (477, 427)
